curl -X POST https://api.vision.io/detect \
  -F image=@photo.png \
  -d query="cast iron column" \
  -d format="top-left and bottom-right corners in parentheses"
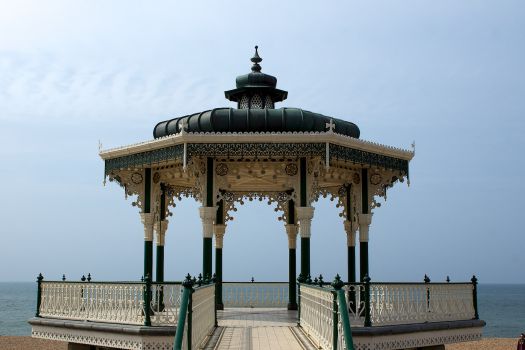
top-left (359, 168), bottom-right (372, 282)
top-left (297, 157), bottom-right (314, 278)
top-left (141, 168), bottom-right (154, 280)
top-left (199, 157), bottom-right (216, 279)
top-left (214, 198), bottom-right (225, 310)
top-left (286, 197), bottom-right (298, 310)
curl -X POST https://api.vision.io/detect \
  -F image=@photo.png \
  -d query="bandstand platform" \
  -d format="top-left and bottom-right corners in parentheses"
top-left (29, 47), bottom-right (485, 349)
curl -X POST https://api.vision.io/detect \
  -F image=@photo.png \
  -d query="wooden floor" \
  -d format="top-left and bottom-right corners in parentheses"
top-left (206, 308), bottom-right (312, 350)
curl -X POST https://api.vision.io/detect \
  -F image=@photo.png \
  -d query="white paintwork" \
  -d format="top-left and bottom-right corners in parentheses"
top-left (358, 213), bottom-right (373, 242)
top-left (198, 206), bottom-right (217, 238)
top-left (140, 213), bottom-right (155, 241)
top-left (285, 224), bottom-right (298, 249)
top-left (213, 224), bottom-right (226, 249)
top-left (296, 206), bottom-right (315, 238)
top-left (299, 285), bottom-right (335, 350)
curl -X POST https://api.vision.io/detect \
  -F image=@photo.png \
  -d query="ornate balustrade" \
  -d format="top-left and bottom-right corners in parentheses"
top-left (298, 279), bottom-right (355, 350)
top-left (365, 282), bottom-right (475, 326)
top-left (222, 282), bottom-right (288, 308)
top-left (37, 280), bottom-right (182, 326)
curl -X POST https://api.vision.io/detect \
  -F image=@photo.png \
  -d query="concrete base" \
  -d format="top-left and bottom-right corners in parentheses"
top-left (29, 318), bottom-right (176, 350)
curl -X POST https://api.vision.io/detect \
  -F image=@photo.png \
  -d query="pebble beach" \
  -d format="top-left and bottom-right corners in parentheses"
top-left (0, 336), bottom-right (519, 350)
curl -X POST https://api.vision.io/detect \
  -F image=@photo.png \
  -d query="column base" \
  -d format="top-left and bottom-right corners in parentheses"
top-left (216, 303), bottom-right (224, 310)
top-left (287, 303), bottom-right (298, 310)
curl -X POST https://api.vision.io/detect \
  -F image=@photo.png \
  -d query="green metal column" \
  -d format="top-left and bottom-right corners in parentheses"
top-left (287, 197), bottom-right (297, 310)
top-left (299, 157), bottom-right (310, 278)
top-left (156, 185), bottom-right (166, 283)
top-left (360, 168), bottom-right (369, 282)
top-left (203, 157), bottom-right (214, 279)
top-left (345, 184), bottom-right (356, 284)
top-left (215, 199), bottom-right (224, 310)
top-left (144, 168), bottom-right (153, 280)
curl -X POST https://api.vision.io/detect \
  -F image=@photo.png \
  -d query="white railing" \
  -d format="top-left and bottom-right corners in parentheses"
top-left (299, 285), bottom-right (334, 350)
top-left (190, 284), bottom-right (216, 349)
top-left (150, 283), bottom-right (183, 326)
top-left (344, 284), bottom-right (365, 327)
top-left (38, 281), bottom-right (183, 326)
top-left (368, 282), bottom-right (474, 326)
top-left (39, 281), bottom-right (146, 325)
top-left (222, 282), bottom-right (288, 308)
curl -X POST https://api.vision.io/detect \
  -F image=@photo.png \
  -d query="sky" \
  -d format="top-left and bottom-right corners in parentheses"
top-left (0, 1), bottom-right (524, 284)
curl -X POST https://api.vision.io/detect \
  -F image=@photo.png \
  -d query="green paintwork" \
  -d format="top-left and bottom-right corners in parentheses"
top-left (153, 108), bottom-right (360, 139)
top-left (144, 241), bottom-right (153, 283)
top-left (288, 249), bottom-right (297, 310)
top-left (359, 242), bottom-right (368, 282)
top-left (348, 246), bottom-right (356, 313)
top-left (206, 157), bottom-right (213, 207)
top-left (215, 248), bottom-right (223, 309)
top-left (333, 291), bottom-right (339, 349)
top-left (301, 237), bottom-right (310, 277)
top-left (336, 289), bottom-right (355, 350)
top-left (173, 285), bottom-right (191, 350)
top-left (143, 274), bottom-right (152, 326)
top-left (156, 246), bottom-right (164, 282)
top-left (300, 158), bottom-right (307, 206)
top-left (360, 168), bottom-right (369, 281)
top-left (144, 168), bottom-right (151, 213)
top-left (216, 199), bottom-right (224, 225)
top-left (160, 185), bottom-right (166, 220)
top-left (363, 275), bottom-right (372, 327)
top-left (203, 238), bottom-right (213, 279)
top-left (36, 273), bottom-right (43, 317)
top-left (471, 275), bottom-right (479, 319)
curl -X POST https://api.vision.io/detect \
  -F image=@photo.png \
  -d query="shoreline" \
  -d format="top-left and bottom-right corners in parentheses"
top-left (0, 336), bottom-right (519, 350)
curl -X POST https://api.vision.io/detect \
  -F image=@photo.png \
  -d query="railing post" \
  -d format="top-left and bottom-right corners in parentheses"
top-left (471, 275), bottom-right (479, 320)
top-left (187, 282), bottom-right (194, 350)
top-left (297, 273), bottom-right (306, 326)
top-left (144, 273), bottom-right (152, 326)
top-left (212, 273), bottom-right (218, 327)
top-left (174, 274), bottom-right (194, 350)
top-left (363, 274), bottom-right (371, 327)
top-left (333, 274), bottom-right (355, 350)
top-left (35, 273), bottom-right (43, 317)
top-left (424, 274), bottom-right (431, 314)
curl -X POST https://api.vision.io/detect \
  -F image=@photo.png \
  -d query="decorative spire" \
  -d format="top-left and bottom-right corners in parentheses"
top-left (251, 45), bottom-right (262, 73)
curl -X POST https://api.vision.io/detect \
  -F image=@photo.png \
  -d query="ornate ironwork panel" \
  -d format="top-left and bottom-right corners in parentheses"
top-left (329, 144), bottom-right (409, 173)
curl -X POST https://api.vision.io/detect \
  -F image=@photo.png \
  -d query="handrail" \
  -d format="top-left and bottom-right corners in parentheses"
top-left (335, 287), bottom-right (354, 350)
top-left (173, 275), bottom-right (216, 350)
top-left (173, 283), bottom-right (191, 350)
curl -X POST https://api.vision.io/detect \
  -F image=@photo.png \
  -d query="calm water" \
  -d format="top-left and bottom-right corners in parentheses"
top-left (0, 282), bottom-right (523, 337)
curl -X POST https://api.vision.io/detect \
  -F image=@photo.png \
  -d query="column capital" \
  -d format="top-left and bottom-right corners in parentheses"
top-left (214, 224), bottom-right (226, 249)
top-left (344, 220), bottom-right (357, 247)
top-left (358, 213), bottom-right (373, 242)
top-left (199, 206), bottom-right (217, 238)
top-left (296, 206), bottom-right (315, 238)
top-left (155, 220), bottom-right (169, 246)
top-left (140, 213), bottom-right (155, 241)
top-left (285, 224), bottom-right (298, 249)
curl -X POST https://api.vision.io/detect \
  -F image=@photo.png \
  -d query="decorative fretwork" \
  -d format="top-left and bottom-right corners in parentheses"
top-left (150, 283), bottom-right (183, 326)
top-left (330, 144), bottom-right (409, 174)
top-left (219, 191), bottom-right (293, 224)
top-left (222, 282), bottom-right (289, 308)
top-left (105, 145), bottom-right (184, 175)
top-left (187, 143), bottom-right (325, 159)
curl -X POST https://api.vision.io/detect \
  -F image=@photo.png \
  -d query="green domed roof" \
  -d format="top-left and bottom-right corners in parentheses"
top-left (153, 47), bottom-right (360, 139)
top-left (153, 108), bottom-right (360, 139)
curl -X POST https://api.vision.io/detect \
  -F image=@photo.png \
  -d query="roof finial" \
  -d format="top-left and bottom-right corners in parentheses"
top-left (251, 45), bottom-right (262, 73)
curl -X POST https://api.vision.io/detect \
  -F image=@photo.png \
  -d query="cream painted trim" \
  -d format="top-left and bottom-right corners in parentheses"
top-left (99, 131), bottom-right (414, 162)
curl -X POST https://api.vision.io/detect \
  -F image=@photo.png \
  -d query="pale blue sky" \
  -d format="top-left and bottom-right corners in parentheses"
top-left (1, 1), bottom-right (524, 283)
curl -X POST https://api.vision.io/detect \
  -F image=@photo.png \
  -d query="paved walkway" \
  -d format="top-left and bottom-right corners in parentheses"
top-left (206, 308), bottom-right (314, 350)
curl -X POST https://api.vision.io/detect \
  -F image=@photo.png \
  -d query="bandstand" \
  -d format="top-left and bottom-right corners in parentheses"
top-left (30, 47), bottom-right (485, 350)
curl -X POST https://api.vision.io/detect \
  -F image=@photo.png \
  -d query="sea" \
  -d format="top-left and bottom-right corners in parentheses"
top-left (0, 283), bottom-right (523, 338)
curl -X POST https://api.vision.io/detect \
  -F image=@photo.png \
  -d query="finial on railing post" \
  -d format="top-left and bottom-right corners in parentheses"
top-left (297, 273), bottom-right (306, 284)
top-left (81, 275), bottom-right (86, 282)
top-left (318, 274), bottom-right (324, 287)
top-left (251, 277), bottom-right (255, 283)
top-left (211, 273), bottom-right (217, 283)
top-left (363, 274), bottom-right (371, 327)
top-left (141, 275), bottom-right (144, 282)
top-left (313, 277), bottom-right (318, 285)
top-left (197, 273), bottom-right (203, 287)
top-left (36, 273), bottom-right (44, 317)
top-left (183, 274), bottom-right (195, 289)
top-left (87, 273), bottom-right (92, 282)
top-left (471, 275), bottom-right (479, 319)
top-left (306, 274), bottom-right (312, 284)
top-left (62, 274), bottom-right (66, 281)
top-left (331, 274), bottom-right (344, 290)
top-left (424, 274), bottom-right (431, 283)
top-left (446, 276), bottom-right (450, 283)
